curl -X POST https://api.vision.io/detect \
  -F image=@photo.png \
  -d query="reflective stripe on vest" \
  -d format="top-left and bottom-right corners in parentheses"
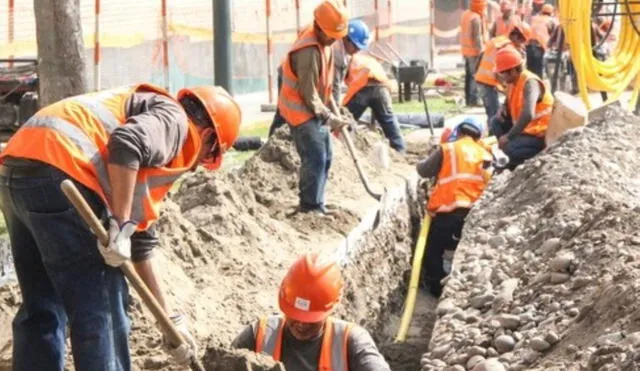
top-left (278, 27), bottom-right (335, 127)
top-left (254, 315), bottom-right (353, 371)
top-left (461, 10), bottom-right (483, 57)
top-left (531, 15), bottom-right (551, 50)
top-left (0, 83), bottom-right (200, 231)
top-left (507, 70), bottom-right (554, 138)
top-left (475, 36), bottom-right (511, 87)
top-left (427, 137), bottom-right (491, 214)
top-left (342, 54), bottom-right (389, 105)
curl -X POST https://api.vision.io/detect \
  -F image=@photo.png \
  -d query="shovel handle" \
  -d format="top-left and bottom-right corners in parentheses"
top-left (60, 179), bottom-right (205, 371)
top-left (340, 126), bottom-right (382, 201)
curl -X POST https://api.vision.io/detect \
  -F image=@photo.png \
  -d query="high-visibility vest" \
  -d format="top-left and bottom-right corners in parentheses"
top-left (254, 315), bottom-right (354, 371)
top-left (461, 10), bottom-right (484, 57)
top-left (0, 83), bottom-right (200, 231)
top-left (475, 36), bottom-right (512, 87)
top-left (342, 54), bottom-right (389, 105)
top-left (495, 16), bottom-right (516, 37)
top-left (531, 14), bottom-right (551, 50)
top-left (278, 27), bottom-right (335, 127)
top-left (507, 70), bottom-right (554, 138)
top-left (427, 136), bottom-right (492, 214)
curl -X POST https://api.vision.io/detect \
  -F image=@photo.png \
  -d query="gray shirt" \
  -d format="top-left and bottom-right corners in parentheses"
top-left (231, 320), bottom-right (391, 371)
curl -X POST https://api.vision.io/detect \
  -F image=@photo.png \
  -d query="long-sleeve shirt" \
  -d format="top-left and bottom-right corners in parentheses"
top-left (231, 320), bottom-right (391, 371)
top-left (290, 46), bottom-right (339, 121)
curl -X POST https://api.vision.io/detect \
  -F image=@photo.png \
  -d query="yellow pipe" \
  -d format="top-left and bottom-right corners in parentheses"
top-left (395, 213), bottom-right (432, 343)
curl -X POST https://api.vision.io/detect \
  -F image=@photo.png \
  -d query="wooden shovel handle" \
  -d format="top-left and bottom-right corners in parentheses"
top-left (60, 179), bottom-right (205, 371)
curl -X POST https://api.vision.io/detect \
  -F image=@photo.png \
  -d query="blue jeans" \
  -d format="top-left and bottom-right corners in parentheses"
top-left (464, 56), bottom-right (480, 106)
top-left (0, 164), bottom-right (130, 371)
top-left (346, 86), bottom-right (406, 152)
top-left (489, 115), bottom-right (546, 170)
top-left (526, 43), bottom-right (545, 79)
top-left (478, 83), bottom-right (500, 121)
top-left (290, 119), bottom-right (332, 211)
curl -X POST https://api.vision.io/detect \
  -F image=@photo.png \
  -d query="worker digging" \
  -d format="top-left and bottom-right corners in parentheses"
top-left (1, 0), bottom-right (640, 371)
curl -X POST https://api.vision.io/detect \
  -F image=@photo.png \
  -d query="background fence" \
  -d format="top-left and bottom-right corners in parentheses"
top-left (0, 0), bottom-right (466, 97)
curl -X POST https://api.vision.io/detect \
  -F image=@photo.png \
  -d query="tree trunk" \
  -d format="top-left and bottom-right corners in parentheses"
top-left (34, 0), bottom-right (87, 106)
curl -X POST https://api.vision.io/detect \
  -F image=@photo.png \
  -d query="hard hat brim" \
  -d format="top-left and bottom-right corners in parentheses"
top-left (279, 295), bottom-right (332, 323)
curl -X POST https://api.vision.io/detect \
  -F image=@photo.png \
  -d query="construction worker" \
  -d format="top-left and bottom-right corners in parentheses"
top-left (527, 1), bottom-right (555, 78)
top-left (490, 45), bottom-right (554, 169)
top-left (231, 253), bottom-right (391, 371)
top-left (461, 0), bottom-right (487, 107)
top-left (475, 22), bottom-right (532, 120)
top-left (416, 117), bottom-right (492, 298)
top-left (490, 0), bottom-right (518, 38)
top-left (0, 83), bottom-right (241, 369)
top-left (279, 0), bottom-right (351, 215)
top-left (341, 19), bottom-right (406, 152)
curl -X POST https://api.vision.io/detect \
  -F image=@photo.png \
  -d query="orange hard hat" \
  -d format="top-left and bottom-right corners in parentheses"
top-left (279, 254), bottom-right (344, 323)
top-left (314, 0), bottom-right (349, 40)
top-left (177, 86), bottom-right (241, 170)
top-left (500, 0), bottom-right (513, 12)
top-left (440, 127), bottom-right (453, 144)
top-left (533, 0), bottom-right (545, 4)
top-left (470, 0), bottom-right (487, 13)
top-left (542, 4), bottom-right (554, 15)
top-left (510, 21), bottom-right (532, 41)
top-left (494, 45), bottom-right (524, 73)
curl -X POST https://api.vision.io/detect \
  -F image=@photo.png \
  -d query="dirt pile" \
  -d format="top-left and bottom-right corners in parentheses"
top-left (421, 109), bottom-right (640, 371)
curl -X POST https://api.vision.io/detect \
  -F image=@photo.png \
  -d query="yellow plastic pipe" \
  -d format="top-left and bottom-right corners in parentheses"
top-left (395, 213), bottom-right (432, 343)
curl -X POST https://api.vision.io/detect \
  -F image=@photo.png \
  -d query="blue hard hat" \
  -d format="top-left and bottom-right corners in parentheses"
top-left (347, 19), bottom-right (371, 51)
top-left (449, 116), bottom-right (485, 141)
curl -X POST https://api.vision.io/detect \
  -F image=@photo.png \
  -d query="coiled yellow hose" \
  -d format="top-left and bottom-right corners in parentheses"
top-left (559, 0), bottom-right (640, 109)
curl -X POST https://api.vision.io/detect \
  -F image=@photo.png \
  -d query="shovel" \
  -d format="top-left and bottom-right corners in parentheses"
top-left (339, 125), bottom-right (384, 201)
top-left (60, 179), bottom-right (205, 371)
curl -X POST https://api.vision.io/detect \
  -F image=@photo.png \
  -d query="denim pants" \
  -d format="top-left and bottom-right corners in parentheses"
top-left (489, 115), bottom-right (546, 170)
top-left (526, 43), bottom-right (545, 78)
top-left (290, 119), bottom-right (332, 211)
top-left (0, 164), bottom-right (130, 371)
top-left (345, 86), bottom-right (406, 152)
top-left (478, 82), bottom-right (500, 121)
top-left (464, 56), bottom-right (480, 106)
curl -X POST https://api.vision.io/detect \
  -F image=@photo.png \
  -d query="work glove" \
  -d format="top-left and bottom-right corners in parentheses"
top-left (340, 106), bottom-right (355, 123)
top-left (326, 113), bottom-right (350, 132)
top-left (161, 314), bottom-right (198, 365)
top-left (97, 217), bottom-right (136, 267)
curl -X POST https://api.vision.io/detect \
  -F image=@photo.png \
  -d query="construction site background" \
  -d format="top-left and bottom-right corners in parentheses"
top-left (0, 0), bottom-right (464, 96)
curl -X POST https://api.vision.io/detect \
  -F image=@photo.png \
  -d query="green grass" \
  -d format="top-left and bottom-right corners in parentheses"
top-left (392, 97), bottom-right (459, 116)
top-left (239, 119), bottom-right (271, 138)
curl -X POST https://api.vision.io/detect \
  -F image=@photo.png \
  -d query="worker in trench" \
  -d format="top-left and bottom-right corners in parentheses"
top-left (526, 1), bottom-right (557, 78)
top-left (490, 45), bottom-right (554, 170)
top-left (340, 19), bottom-right (406, 153)
top-left (0, 83), bottom-right (241, 370)
top-left (416, 117), bottom-right (493, 298)
top-left (460, 0), bottom-right (487, 107)
top-left (279, 0), bottom-right (353, 216)
top-left (231, 253), bottom-right (391, 371)
top-left (475, 22), bottom-right (532, 121)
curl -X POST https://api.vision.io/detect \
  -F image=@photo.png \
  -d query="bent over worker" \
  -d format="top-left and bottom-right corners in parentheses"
top-left (490, 46), bottom-right (554, 169)
top-left (417, 117), bottom-right (492, 298)
top-left (341, 19), bottom-right (406, 152)
top-left (461, 0), bottom-right (487, 107)
top-left (475, 22), bottom-right (532, 121)
top-left (279, 0), bottom-right (352, 215)
top-left (0, 83), bottom-right (241, 370)
top-left (232, 253), bottom-right (391, 371)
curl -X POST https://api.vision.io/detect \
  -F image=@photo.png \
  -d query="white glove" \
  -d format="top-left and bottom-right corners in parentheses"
top-left (97, 217), bottom-right (136, 267)
top-left (340, 107), bottom-right (355, 123)
top-left (326, 113), bottom-right (350, 131)
top-left (161, 314), bottom-right (198, 365)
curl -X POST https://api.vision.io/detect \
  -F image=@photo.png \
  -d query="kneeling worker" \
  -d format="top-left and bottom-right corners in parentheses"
top-left (341, 19), bottom-right (406, 152)
top-left (417, 117), bottom-right (492, 298)
top-left (490, 45), bottom-right (553, 169)
top-left (232, 253), bottom-right (391, 371)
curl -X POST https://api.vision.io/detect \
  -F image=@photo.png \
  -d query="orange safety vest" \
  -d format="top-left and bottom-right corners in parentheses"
top-left (495, 16), bottom-right (516, 37)
top-left (0, 83), bottom-right (200, 231)
top-left (254, 316), bottom-right (354, 371)
top-left (342, 54), bottom-right (389, 105)
top-left (530, 14), bottom-right (551, 50)
top-left (507, 70), bottom-right (554, 138)
top-left (427, 136), bottom-right (492, 214)
top-left (461, 10), bottom-right (484, 57)
top-left (475, 36), bottom-right (512, 87)
top-left (278, 27), bottom-right (335, 127)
